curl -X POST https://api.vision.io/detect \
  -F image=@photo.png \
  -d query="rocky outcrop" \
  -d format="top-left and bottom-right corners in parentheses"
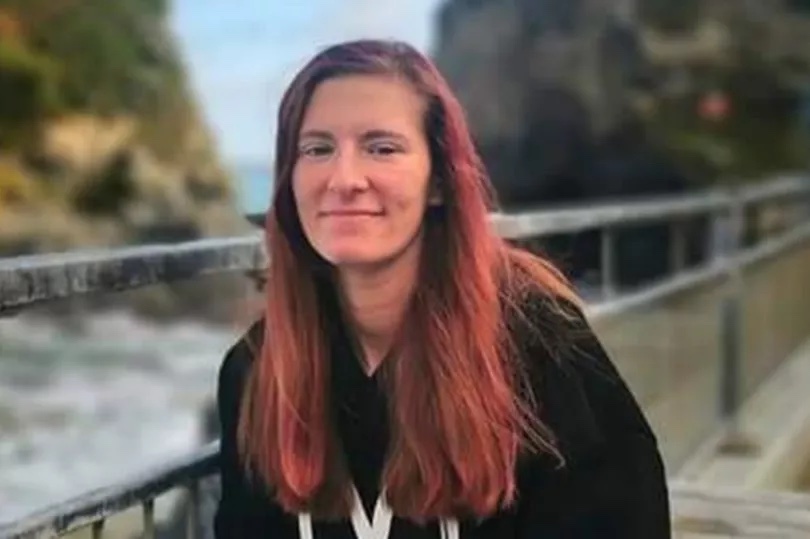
top-left (432, 1), bottom-right (810, 288)
top-left (433, 0), bottom-right (666, 207)
top-left (431, 0), bottom-right (706, 287)
top-left (433, 0), bottom-right (810, 208)
top-left (1, 114), bottom-right (248, 256)
top-left (0, 1), bottom-right (250, 259)
top-left (0, 2), bottom-right (255, 321)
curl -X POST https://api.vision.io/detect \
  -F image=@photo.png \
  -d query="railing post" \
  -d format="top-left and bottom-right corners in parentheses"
top-left (601, 227), bottom-right (616, 298)
top-left (143, 499), bottom-right (155, 539)
top-left (717, 189), bottom-right (757, 454)
top-left (670, 218), bottom-right (687, 274)
top-left (186, 480), bottom-right (200, 539)
top-left (719, 293), bottom-right (741, 424)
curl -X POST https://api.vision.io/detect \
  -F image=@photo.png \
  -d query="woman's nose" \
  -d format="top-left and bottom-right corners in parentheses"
top-left (326, 147), bottom-right (369, 193)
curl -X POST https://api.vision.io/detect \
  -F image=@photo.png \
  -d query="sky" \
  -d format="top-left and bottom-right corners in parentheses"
top-left (169, 0), bottom-right (443, 168)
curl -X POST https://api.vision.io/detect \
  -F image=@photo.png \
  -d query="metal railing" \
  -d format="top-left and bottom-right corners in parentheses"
top-left (1, 173), bottom-right (810, 538)
top-left (3, 173), bottom-right (808, 315)
top-left (0, 445), bottom-right (219, 539)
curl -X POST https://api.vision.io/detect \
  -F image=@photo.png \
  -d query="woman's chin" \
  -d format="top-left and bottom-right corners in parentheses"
top-left (322, 249), bottom-right (386, 268)
top-left (315, 237), bottom-right (421, 273)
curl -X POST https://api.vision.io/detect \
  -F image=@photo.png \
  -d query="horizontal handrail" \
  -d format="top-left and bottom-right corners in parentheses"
top-left (0, 444), bottom-right (219, 539)
top-left (2, 174), bottom-right (808, 314)
top-left (588, 218), bottom-right (810, 320)
top-left (492, 173), bottom-right (810, 238)
top-left (736, 174), bottom-right (810, 204)
top-left (490, 192), bottom-right (728, 238)
top-left (0, 235), bottom-right (265, 313)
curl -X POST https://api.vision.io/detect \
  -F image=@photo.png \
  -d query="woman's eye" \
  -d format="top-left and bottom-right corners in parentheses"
top-left (300, 144), bottom-right (333, 158)
top-left (368, 143), bottom-right (400, 156)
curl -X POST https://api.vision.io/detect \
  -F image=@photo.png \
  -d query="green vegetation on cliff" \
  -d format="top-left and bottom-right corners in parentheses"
top-left (0, 0), bottom-right (251, 321)
top-left (0, 0), bottom-right (193, 158)
top-left (0, 0), bottom-right (244, 258)
top-left (0, 38), bottom-right (61, 144)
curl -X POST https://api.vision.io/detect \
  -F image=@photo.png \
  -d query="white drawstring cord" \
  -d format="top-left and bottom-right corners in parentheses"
top-left (296, 487), bottom-right (460, 538)
top-left (297, 511), bottom-right (314, 539)
top-left (440, 517), bottom-right (460, 539)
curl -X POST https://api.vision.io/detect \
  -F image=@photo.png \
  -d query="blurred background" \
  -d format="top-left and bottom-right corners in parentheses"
top-left (1, 0), bottom-right (810, 535)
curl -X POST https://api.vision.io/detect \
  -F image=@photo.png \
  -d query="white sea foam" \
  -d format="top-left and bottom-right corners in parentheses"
top-left (0, 311), bottom-right (239, 524)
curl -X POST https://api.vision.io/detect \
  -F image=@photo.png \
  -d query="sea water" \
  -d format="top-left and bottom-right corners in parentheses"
top-left (0, 312), bottom-right (238, 524)
top-left (0, 165), bottom-right (268, 524)
top-left (235, 163), bottom-right (272, 215)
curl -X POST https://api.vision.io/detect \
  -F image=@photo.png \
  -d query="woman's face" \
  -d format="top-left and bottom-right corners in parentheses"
top-left (292, 74), bottom-right (435, 271)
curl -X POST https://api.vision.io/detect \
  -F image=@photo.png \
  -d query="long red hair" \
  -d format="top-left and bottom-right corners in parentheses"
top-left (238, 39), bottom-right (581, 522)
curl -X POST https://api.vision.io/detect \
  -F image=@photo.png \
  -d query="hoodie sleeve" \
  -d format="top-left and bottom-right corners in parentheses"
top-left (214, 321), bottom-right (294, 538)
top-left (517, 299), bottom-right (671, 538)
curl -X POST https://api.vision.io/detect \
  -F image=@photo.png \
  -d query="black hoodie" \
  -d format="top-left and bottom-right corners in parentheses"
top-left (213, 292), bottom-right (671, 538)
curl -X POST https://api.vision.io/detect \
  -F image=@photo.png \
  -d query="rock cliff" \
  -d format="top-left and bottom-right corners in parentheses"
top-left (432, 0), bottom-right (810, 287)
top-left (0, 0), bottom-right (249, 258)
top-left (432, 0), bottom-right (810, 209)
top-left (433, 0), bottom-right (654, 208)
top-left (0, 3), bottom-right (254, 522)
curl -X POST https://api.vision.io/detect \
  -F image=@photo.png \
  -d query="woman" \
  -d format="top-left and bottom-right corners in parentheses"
top-left (215, 39), bottom-right (670, 538)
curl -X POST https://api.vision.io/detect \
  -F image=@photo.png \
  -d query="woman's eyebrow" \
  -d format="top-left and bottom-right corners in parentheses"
top-left (360, 129), bottom-right (408, 143)
top-left (299, 129), bottom-right (333, 141)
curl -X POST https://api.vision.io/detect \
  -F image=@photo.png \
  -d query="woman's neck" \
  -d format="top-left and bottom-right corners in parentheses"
top-left (337, 247), bottom-right (421, 376)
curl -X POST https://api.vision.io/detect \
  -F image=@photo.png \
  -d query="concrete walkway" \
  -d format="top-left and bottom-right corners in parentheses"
top-left (676, 336), bottom-right (810, 492)
top-left (670, 482), bottom-right (810, 538)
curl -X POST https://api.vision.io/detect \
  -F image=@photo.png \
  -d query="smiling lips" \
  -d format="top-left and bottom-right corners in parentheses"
top-left (319, 211), bottom-right (383, 233)
top-left (319, 210), bottom-right (383, 217)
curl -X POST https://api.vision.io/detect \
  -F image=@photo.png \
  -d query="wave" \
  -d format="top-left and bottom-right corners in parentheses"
top-left (0, 310), bottom-right (239, 524)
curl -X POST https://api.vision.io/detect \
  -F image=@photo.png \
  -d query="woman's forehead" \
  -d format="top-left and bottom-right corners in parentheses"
top-left (299, 75), bottom-right (426, 135)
